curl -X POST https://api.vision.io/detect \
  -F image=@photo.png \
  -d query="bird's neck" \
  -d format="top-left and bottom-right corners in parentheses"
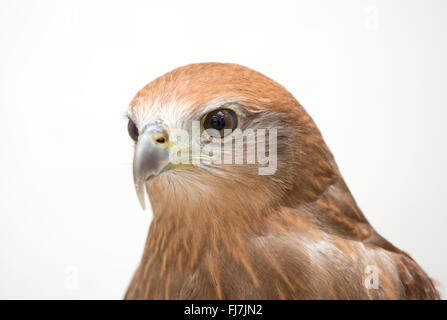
top-left (138, 176), bottom-right (281, 274)
top-left (127, 181), bottom-right (282, 298)
top-left (128, 167), bottom-right (350, 298)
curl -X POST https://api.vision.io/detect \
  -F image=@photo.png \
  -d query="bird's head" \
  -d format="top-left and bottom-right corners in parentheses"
top-left (128, 63), bottom-right (337, 215)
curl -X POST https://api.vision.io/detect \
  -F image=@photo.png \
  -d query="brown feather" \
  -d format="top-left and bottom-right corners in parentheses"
top-left (125, 63), bottom-right (439, 299)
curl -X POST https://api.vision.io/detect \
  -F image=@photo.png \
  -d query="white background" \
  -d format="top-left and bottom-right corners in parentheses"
top-left (0, 0), bottom-right (446, 299)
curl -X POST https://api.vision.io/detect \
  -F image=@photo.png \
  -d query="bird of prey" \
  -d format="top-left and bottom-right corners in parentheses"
top-left (124, 63), bottom-right (439, 299)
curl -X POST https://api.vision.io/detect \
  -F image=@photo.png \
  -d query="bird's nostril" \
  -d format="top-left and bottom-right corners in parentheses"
top-left (155, 136), bottom-right (166, 144)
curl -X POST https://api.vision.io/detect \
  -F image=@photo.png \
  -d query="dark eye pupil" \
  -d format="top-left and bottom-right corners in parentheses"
top-left (202, 108), bottom-right (238, 138)
top-left (128, 119), bottom-right (139, 142)
top-left (210, 113), bottom-right (226, 131)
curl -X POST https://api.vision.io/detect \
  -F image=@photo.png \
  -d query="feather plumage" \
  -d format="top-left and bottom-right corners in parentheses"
top-left (125, 63), bottom-right (439, 299)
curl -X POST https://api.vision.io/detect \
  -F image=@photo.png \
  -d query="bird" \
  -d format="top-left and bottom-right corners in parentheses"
top-left (124, 62), bottom-right (439, 299)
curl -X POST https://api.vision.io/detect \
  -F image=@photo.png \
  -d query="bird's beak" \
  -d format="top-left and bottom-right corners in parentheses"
top-left (133, 122), bottom-right (170, 210)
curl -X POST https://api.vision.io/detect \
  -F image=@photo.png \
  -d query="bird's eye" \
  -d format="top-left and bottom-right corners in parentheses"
top-left (202, 108), bottom-right (238, 139)
top-left (128, 119), bottom-right (139, 142)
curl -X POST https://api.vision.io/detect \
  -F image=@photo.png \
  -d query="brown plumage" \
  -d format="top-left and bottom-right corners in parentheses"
top-left (124, 63), bottom-right (439, 299)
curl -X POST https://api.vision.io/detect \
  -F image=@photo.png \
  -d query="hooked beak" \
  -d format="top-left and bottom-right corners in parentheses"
top-left (133, 122), bottom-right (170, 210)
